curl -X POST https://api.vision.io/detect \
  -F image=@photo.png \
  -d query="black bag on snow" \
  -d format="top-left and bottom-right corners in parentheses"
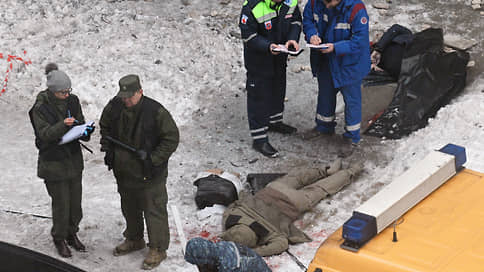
top-left (366, 28), bottom-right (469, 139)
top-left (193, 174), bottom-right (238, 209)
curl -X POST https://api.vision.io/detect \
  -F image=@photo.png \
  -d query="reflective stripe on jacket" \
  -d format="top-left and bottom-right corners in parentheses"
top-left (240, 0), bottom-right (302, 77)
top-left (303, 0), bottom-right (370, 88)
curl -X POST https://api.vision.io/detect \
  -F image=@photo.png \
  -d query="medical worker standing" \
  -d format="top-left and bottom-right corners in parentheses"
top-left (302, 0), bottom-right (370, 144)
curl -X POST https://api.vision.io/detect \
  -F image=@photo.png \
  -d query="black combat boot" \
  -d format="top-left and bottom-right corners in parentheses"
top-left (252, 141), bottom-right (279, 158)
top-left (54, 239), bottom-right (72, 258)
top-left (67, 234), bottom-right (86, 252)
top-left (268, 122), bottom-right (297, 134)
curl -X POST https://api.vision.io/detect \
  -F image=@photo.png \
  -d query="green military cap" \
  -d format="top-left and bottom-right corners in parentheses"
top-left (117, 74), bottom-right (142, 98)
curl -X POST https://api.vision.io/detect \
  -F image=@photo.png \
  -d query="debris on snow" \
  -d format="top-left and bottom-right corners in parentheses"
top-left (372, 2), bottom-right (390, 10)
top-left (444, 34), bottom-right (478, 51)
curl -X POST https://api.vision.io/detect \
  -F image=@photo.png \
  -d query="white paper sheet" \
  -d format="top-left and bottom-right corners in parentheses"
top-left (59, 121), bottom-right (95, 145)
top-left (306, 44), bottom-right (329, 49)
top-left (272, 44), bottom-right (304, 55)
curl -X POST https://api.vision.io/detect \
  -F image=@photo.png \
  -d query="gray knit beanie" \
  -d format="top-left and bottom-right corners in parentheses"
top-left (46, 64), bottom-right (71, 93)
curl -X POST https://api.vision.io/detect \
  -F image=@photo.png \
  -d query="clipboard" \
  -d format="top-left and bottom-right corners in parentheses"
top-left (59, 121), bottom-right (95, 145)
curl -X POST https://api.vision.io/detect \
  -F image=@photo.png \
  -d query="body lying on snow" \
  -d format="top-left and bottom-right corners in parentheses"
top-left (220, 159), bottom-right (363, 257)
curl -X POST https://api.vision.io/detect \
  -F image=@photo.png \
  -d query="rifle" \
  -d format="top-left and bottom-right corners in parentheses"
top-left (105, 135), bottom-right (147, 160)
top-left (105, 136), bottom-right (152, 181)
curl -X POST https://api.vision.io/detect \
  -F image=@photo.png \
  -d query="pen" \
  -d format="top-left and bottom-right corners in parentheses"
top-left (67, 110), bottom-right (80, 124)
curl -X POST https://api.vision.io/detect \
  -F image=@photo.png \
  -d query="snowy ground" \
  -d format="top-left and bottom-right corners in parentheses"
top-left (0, 0), bottom-right (483, 271)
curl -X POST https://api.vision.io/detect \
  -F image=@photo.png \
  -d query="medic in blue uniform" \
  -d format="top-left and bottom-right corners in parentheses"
top-left (303, 0), bottom-right (370, 144)
top-left (239, 0), bottom-right (302, 157)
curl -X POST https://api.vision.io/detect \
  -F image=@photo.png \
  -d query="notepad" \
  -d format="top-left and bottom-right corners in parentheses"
top-left (59, 121), bottom-right (95, 145)
top-left (307, 44), bottom-right (329, 49)
top-left (272, 45), bottom-right (304, 56)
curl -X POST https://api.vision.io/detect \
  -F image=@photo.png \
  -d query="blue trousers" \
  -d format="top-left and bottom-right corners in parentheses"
top-left (246, 72), bottom-right (286, 143)
top-left (315, 69), bottom-right (362, 143)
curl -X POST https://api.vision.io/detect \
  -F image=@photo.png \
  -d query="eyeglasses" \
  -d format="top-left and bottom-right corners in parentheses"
top-left (57, 88), bottom-right (72, 95)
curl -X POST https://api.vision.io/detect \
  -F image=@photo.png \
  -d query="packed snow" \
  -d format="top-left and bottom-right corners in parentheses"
top-left (0, 0), bottom-right (483, 271)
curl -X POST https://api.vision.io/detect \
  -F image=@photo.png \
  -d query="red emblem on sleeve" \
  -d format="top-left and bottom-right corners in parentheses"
top-left (241, 14), bottom-right (248, 24)
top-left (264, 21), bottom-right (272, 30)
top-left (361, 17), bottom-right (368, 25)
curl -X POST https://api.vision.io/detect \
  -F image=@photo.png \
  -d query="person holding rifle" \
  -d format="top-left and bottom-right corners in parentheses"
top-left (99, 74), bottom-right (179, 270)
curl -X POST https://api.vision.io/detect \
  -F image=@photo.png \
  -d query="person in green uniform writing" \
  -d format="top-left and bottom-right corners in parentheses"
top-left (29, 63), bottom-right (93, 258)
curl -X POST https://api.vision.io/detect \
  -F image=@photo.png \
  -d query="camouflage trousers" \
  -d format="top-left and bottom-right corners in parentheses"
top-left (117, 181), bottom-right (169, 250)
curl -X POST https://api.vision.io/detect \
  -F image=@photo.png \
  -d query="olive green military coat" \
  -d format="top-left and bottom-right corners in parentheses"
top-left (222, 192), bottom-right (311, 256)
top-left (30, 90), bottom-right (85, 180)
top-left (99, 96), bottom-right (179, 188)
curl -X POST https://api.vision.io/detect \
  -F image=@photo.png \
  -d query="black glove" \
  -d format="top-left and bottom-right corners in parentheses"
top-left (85, 125), bottom-right (95, 136)
top-left (80, 125), bottom-right (95, 141)
top-left (136, 149), bottom-right (148, 161)
top-left (104, 151), bottom-right (114, 171)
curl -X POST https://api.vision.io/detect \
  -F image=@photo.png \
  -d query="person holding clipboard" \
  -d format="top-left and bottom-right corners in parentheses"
top-left (29, 63), bottom-right (94, 258)
top-left (302, 0), bottom-right (371, 145)
top-left (239, 0), bottom-right (303, 158)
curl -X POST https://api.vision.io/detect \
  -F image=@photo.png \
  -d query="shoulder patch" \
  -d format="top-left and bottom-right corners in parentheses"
top-left (249, 221), bottom-right (269, 239)
top-left (241, 14), bottom-right (248, 24)
top-left (225, 215), bottom-right (242, 229)
top-left (264, 20), bottom-right (272, 30)
top-left (361, 16), bottom-right (368, 25)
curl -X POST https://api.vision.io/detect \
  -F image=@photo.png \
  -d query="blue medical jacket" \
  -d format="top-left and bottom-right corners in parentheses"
top-left (303, 0), bottom-right (371, 88)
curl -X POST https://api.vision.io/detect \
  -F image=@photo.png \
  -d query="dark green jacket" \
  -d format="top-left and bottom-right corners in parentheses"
top-left (222, 192), bottom-right (311, 256)
top-left (99, 96), bottom-right (179, 188)
top-left (30, 90), bottom-right (85, 181)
